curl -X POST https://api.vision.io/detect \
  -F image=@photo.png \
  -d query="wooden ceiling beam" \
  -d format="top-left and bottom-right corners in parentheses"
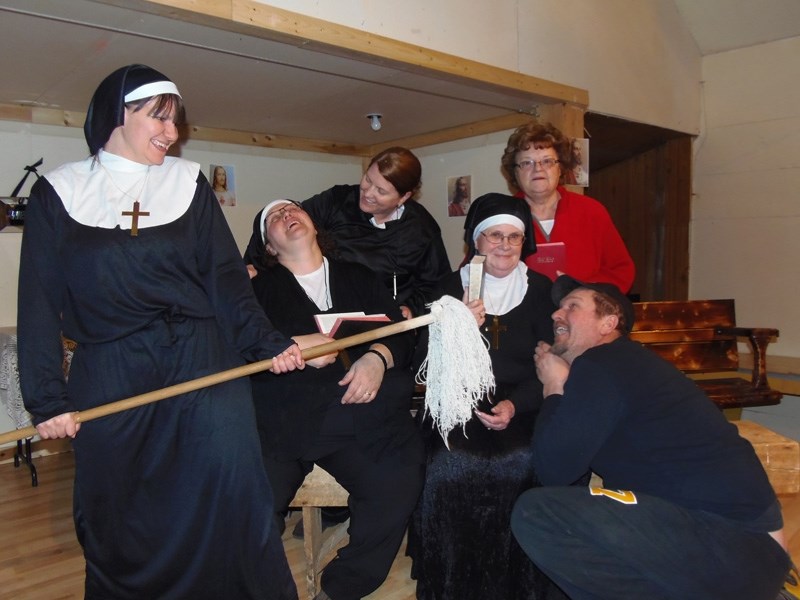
top-left (12, 0), bottom-right (588, 154)
top-left (2, 103), bottom-right (550, 157)
top-left (116, 0), bottom-right (588, 108)
top-left (91, 0), bottom-right (587, 152)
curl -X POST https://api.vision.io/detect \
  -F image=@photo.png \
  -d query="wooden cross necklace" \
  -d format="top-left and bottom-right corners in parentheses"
top-left (101, 163), bottom-right (151, 236)
top-left (485, 315), bottom-right (507, 350)
top-left (481, 287), bottom-right (507, 350)
top-left (122, 201), bottom-right (150, 236)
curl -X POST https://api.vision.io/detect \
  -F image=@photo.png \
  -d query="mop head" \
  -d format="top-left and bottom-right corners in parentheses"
top-left (416, 295), bottom-right (495, 447)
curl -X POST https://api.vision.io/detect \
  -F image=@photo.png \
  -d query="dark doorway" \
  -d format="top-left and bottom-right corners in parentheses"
top-left (583, 113), bottom-right (694, 300)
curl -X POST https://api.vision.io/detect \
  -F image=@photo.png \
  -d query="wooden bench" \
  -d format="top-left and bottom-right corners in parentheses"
top-left (288, 465), bottom-right (349, 600)
top-left (630, 299), bottom-right (782, 410)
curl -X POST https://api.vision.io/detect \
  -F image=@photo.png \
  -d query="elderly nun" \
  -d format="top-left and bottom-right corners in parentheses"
top-left (409, 193), bottom-right (566, 600)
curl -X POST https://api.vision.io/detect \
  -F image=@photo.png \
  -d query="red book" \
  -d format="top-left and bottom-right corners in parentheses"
top-left (526, 242), bottom-right (566, 281)
top-left (315, 312), bottom-right (390, 338)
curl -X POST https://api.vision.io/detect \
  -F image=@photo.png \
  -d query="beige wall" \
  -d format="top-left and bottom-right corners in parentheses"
top-left (415, 131), bottom-right (513, 268)
top-left (691, 36), bottom-right (800, 357)
top-left (261, 0), bottom-right (702, 134)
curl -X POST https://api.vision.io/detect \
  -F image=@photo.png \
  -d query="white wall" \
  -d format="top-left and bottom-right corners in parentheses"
top-left (691, 37), bottom-right (800, 358)
top-left (415, 131), bottom-right (513, 268)
top-left (261, 0), bottom-right (702, 134)
top-left (692, 36), bottom-right (800, 439)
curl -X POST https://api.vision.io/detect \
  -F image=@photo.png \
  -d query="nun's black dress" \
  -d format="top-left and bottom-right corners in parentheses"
top-left (409, 269), bottom-right (568, 600)
top-left (18, 158), bottom-right (297, 599)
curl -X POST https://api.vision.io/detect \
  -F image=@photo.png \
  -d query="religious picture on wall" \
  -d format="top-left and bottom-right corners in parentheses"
top-left (564, 138), bottom-right (589, 187)
top-left (447, 175), bottom-right (471, 217)
top-left (210, 164), bottom-right (236, 206)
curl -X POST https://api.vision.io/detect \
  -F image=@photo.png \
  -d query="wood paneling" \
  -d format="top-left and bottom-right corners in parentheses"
top-left (588, 136), bottom-right (692, 300)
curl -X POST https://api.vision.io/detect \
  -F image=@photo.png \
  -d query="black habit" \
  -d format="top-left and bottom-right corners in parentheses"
top-left (300, 184), bottom-right (451, 317)
top-left (409, 269), bottom-right (568, 600)
top-left (18, 168), bottom-right (296, 599)
top-left (250, 258), bottom-right (425, 599)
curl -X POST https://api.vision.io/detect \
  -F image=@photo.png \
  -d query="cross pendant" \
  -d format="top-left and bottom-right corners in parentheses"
top-left (121, 201), bottom-right (150, 236)
top-left (486, 315), bottom-right (507, 350)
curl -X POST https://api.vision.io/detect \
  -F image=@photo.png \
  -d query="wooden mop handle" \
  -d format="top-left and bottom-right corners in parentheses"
top-left (0, 313), bottom-right (436, 446)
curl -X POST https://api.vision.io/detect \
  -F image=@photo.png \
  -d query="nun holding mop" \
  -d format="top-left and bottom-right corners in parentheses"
top-left (17, 64), bottom-right (304, 599)
top-left (409, 193), bottom-right (567, 600)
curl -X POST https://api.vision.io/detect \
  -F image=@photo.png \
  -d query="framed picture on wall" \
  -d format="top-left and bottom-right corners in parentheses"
top-left (210, 164), bottom-right (236, 206)
top-left (565, 138), bottom-right (589, 186)
top-left (447, 175), bottom-right (471, 217)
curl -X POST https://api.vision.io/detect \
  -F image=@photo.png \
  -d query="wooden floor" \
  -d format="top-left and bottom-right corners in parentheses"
top-left (0, 452), bottom-right (415, 600)
top-left (2, 452), bottom-right (800, 600)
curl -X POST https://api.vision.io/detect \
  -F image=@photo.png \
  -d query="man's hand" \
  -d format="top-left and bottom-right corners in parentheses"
top-left (534, 341), bottom-right (569, 396)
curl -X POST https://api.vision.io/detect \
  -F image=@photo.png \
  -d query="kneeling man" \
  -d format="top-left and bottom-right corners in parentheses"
top-left (511, 275), bottom-right (790, 600)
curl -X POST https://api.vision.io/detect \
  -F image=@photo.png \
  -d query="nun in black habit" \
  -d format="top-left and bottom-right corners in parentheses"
top-left (17, 64), bottom-right (304, 599)
top-left (244, 147), bottom-right (451, 320)
top-left (248, 199), bottom-right (424, 600)
top-left (409, 193), bottom-right (568, 600)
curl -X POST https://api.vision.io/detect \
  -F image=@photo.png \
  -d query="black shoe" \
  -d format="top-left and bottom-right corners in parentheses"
top-left (292, 507), bottom-right (350, 539)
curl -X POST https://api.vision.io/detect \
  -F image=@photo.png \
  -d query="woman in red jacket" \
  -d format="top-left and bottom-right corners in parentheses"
top-left (501, 122), bottom-right (635, 293)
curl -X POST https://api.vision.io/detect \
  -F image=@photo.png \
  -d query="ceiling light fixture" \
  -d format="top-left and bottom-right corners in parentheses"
top-left (367, 113), bottom-right (382, 131)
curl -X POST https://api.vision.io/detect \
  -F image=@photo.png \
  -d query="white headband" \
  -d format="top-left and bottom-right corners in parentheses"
top-left (260, 199), bottom-right (295, 243)
top-left (472, 214), bottom-right (525, 243)
top-left (124, 81), bottom-right (182, 103)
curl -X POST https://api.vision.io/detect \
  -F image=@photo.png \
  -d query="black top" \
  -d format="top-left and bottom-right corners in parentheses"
top-left (18, 172), bottom-right (289, 423)
top-left (533, 336), bottom-right (783, 531)
top-left (301, 184), bottom-right (451, 316)
top-left (17, 163), bottom-right (297, 599)
top-left (250, 259), bottom-right (419, 461)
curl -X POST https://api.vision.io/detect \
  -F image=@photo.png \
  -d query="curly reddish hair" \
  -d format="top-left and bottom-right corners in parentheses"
top-left (500, 122), bottom-right (574, 194)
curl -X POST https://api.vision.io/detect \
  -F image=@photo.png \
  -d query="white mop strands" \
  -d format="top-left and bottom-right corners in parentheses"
top-left (416, 295), bottom-right (495, 447)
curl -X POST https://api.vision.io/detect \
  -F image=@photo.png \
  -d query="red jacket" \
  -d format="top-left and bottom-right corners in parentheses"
top-left (521, 187), bottom-right (635, 293)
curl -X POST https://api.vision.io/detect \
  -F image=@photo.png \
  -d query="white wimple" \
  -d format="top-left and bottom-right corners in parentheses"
top-left (416, 295), bottom-right (495, 448)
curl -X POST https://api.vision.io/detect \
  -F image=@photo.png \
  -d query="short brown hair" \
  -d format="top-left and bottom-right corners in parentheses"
top-left (500, 122), bottom-right (573, 194)
top-left (369, 147), bottom-right (422, 199)
top-left (128, 93), bottom-right (185, 126)
top-left (592, 291), bottom-right (629, 334)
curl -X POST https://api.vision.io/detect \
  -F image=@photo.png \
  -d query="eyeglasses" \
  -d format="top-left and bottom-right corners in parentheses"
top-left (480, 231), bottom-right (525, 246)
top-left (514, 158), bottom-right (560, 171)
top-left (266, 202), bottom-right (303, 226)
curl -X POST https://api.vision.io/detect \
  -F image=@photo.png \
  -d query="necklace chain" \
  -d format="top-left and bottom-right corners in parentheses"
top-left (100, 162), bottom-right (151, 206)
